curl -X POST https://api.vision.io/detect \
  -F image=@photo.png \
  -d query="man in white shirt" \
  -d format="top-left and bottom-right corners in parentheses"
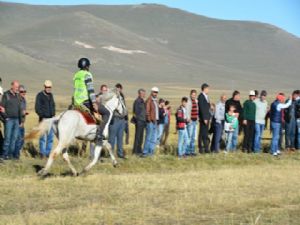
top-left (254, 90), bottom-right (268, 153)
top-left (211, 94), bottom-right (227, 153)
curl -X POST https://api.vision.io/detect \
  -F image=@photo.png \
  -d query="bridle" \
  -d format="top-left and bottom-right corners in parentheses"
top-left (105, 93), bottom-right (126, 116)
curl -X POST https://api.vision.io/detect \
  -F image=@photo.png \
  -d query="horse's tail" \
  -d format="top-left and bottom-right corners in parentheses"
top-left (25, 117), bottom-right (58, 140)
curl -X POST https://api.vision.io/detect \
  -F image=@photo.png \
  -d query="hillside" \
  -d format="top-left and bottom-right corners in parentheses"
top-left (0, 2), bottom-right (300, 93)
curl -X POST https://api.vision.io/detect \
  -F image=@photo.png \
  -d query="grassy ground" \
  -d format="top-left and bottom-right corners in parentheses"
top-left (0, 153), bottom-right (300, 225)
top-left (1, 94), bottom-right (300, 225)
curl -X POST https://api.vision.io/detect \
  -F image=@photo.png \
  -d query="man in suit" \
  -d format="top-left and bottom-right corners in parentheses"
top-left (198, 83), bottom-right (211, 154)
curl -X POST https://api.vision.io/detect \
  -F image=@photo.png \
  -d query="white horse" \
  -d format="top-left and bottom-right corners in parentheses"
top-left (26, 89), bottom-right (126, 176)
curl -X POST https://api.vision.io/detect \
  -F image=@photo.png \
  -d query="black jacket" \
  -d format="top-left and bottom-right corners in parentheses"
top-left (225, 98), bottom-right (243, 122)
top-left (35, 91), bottom-right (56, 121)
top-left (198, 93), bottom-right (211, 122)
top-left (158, 107), bottom-right (165, 124)
top-left (133, 97), bottom-right (146, 122)
top-left (296, 99), bottom-right (300, 119)
top-left (1, 90), bottom-right (22, 121)
top-left (284, 100), bottom-right (296, 123)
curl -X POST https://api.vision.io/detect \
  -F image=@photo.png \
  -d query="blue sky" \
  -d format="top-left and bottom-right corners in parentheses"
top-left (4, 0), bottom-right (300, 37)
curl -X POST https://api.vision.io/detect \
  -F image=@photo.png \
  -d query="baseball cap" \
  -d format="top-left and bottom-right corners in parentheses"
top-left (151, 87), bottom-right (159, 92)
top-left (44, 80), bottom-right (52, 87)
top-left (276, 93), bottom-right (285, 102)
top-left (249, 90), bottom-right (256, 96)
top-left (19, 85), bottom-right (26, 92)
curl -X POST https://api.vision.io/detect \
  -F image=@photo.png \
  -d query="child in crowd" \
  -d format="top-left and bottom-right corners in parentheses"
top-left (176, 97), bottom-right (190, 157)
top-left (224, 105), bottom-right (239, 152)
top-left (156, 98), bottom-right (166, 146)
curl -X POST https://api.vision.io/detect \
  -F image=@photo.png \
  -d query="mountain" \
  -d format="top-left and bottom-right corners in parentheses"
top-left (0, 2), bottom-right (299, 94)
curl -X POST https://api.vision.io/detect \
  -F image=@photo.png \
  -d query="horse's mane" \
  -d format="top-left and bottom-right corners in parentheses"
top-left (100, 88), bottom-right (119, 104)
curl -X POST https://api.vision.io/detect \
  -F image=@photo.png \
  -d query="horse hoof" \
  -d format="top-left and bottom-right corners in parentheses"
top-left (79, 169), bottom-right (88, 176)
top-left (113, 161), bottom-right (118, 168)
top-left (37, 169), bottom-right (48, 177)
top-left (73, 171), bottom-right (79, 177)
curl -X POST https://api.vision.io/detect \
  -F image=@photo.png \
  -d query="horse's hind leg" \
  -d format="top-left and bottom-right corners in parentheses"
top-left (62, 149), bottom-right (78, 176)
top-left (38, 143), bottom-right (63, 177)
top-left (104, 142), bottom-right (118, 167)
top-left (81, 145), bottom-right (102, 174)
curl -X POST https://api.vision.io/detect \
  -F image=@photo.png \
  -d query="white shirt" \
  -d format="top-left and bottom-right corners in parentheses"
top-left (202, 92), bottom-right (209, 103)
top-left (276, 99), bottom-right (292, 111)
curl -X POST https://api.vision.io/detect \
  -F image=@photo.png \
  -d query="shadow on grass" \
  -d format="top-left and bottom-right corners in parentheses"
top-left (32, 164), bottom-right (79, 179)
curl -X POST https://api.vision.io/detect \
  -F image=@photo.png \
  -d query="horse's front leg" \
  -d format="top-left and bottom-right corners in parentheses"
top-left (81, 144), bottom-right (102, 174)
top-left (38, 143), bottom-right (63, 177)
top-left (62, 149), bottom-right (78, 176)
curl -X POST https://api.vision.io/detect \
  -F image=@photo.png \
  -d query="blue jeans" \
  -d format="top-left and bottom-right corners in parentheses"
top-left (156, 124), bottom-right (165, 145)
top-left (2, 118), bottom-right (20, 158)
top-left (225, 131), bottom-right (234, 151)
top-left (254, 123), bottom-right (265, 153)
top-left (211, 122), bottom-right (223, 152)
top-left (143, 122), bottom-right (157, 156)
top-left (15, 127), bottom-right (25, 159)
top-left (186, 120), bottom-right (197, 154)
top-left (39, 127), bottom-right (54, 157)
top-left (178, 128), bottom-right (190, 157)
top-left (297, 119), bottom-right (300, 149)
top-left (271, 122), bottom-right (281, 154)
top-left (285, 119), bottom-right (296, 149)
top-left (230, 125), bottom-right (239, 151)
top-left (109, 117), bottom-right (125, 157)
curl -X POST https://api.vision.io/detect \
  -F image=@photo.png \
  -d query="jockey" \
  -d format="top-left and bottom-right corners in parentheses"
top-left (73, 58), bottom-right (110, 146)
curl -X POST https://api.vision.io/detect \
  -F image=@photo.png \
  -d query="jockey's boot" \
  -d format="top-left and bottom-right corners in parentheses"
top-left (95, 125), bottom-right (104, 146)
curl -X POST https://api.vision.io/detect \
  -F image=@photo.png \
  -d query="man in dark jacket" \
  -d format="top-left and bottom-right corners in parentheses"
top-left (0, 78), bottom-right (4, 158)
top-left (35, 80), bottom-right (56, 158)
top-left (198, 83), bottom-right (211, 153)
top-left (0, 81), bottom-right (22, 160)
top-left (284, 90), bottom-right (298, 151)
top-left (15, 85), bottom-right (28, 159)
top-left (225, 91), bottom-right (243, 150)
top-left (132, 89), bottom-right (146, 155)
top-left (295, 90), bottom-right (300, 149)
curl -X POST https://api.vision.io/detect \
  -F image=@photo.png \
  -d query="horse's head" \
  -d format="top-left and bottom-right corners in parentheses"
top-left (101, 89), bottom-right (127, 116)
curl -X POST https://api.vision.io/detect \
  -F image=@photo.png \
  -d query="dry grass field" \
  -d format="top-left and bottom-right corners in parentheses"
top-left (0, 93), bottom-right (300, 225)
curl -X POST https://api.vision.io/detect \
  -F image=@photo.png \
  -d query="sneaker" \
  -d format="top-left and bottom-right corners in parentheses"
top-left (3, 156), bottom-right (11, 160)
top-left (277, 150), bottom-right (281, 155)
top-left (272, 152), bottom-right (278, 156)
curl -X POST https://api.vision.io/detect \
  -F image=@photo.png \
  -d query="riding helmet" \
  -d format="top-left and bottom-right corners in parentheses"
top-left (78, 58), bottom-right (91, 69)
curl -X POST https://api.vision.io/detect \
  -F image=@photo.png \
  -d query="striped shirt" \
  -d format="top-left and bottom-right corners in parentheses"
top-left (191, 98), bottom-right (198, 121)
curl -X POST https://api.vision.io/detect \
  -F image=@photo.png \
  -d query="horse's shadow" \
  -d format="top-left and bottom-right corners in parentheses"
top-left (32, 165), bottom-right (79, 179)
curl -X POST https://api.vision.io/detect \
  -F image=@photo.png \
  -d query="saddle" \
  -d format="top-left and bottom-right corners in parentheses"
top-left (70, 105), bottom-right (101, 125)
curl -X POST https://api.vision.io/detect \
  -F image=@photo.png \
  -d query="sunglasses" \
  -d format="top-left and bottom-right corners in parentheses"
top-left (45, 86), bottom-right (52, 89)
top-left (20, 91), bottom-right (27, 93)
